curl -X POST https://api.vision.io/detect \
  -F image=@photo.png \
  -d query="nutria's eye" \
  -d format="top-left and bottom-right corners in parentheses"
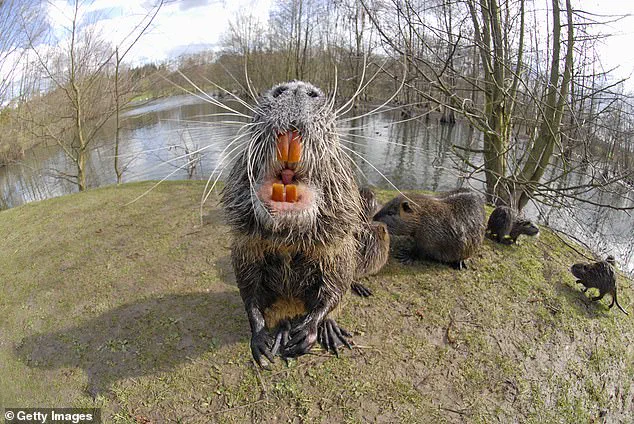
top-left (401, 201), bottom-right (413, 213)
top-left (307, 90), bottom-right (318, 98)
top-left (273, 86), bottom-right (287, 98)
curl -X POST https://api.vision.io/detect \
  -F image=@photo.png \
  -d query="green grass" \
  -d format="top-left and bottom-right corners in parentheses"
top-left (1, 181), bottom-right (633, 423)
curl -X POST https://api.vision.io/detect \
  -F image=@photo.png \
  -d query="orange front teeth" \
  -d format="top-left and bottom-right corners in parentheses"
top-left (273, 131), bottom-right (301, 203)
top-left (271, 183), bottom-right (298, 203)
top-left (276, 133), bottom-right (290, 162)
top-left (277, 131), bottom-right (301, 163)
top-left (285, 184), bottom-right (298, 202)
top-left (272, 183), bottom-right (285, 202)
top-left (288, 131), bottom-right (301, 163)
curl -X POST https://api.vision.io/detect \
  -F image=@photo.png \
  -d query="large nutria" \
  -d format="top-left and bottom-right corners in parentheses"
top-left (221, 81), bottom-right (388, 366)
top-left (374, 189), bottom-right (485, 270)
top-left (570, 256), bottom-right (628, 315)
top-left (486, 206), bottom-right (540, 244)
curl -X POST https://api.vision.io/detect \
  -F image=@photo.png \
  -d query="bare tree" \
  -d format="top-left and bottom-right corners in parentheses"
top-left (18, 0), bottom-right (162, 190)
top-left (361, 0), bottom-right (584, 210)
top-left (113, 0), bottom-right (165, 184)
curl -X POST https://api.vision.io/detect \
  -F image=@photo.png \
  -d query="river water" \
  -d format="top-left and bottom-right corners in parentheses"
top-left (1, 94), bottom-right (633, 274)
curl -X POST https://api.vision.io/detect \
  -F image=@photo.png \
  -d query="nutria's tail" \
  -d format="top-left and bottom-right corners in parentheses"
top-left (612, 291), bottom-right (629, 315)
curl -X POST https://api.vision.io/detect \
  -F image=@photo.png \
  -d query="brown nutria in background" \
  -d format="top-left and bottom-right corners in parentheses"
top-left (486, 206), bottom-right (540, 244)
top-left (570, 255), bottom-right (628, 315)
top-left (221, 81), bottom-right (388, 366)
top-left (374, 189), bottom-right (485, 270)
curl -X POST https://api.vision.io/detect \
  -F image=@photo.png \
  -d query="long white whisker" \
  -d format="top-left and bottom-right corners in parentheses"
top-left (329, 64), bottom-right (338, 111)
top-left (335, 132), bottom-right (436, 155)
top-left (335, 53), bottom-right (369, 115)
top-left (200, 138), bottom-right (250, 202)
top-left (198, 74), bottom-right (259, 114)
top-left (174, 70), bottom-right (253, 118)
top-left (200, 127), bottom-right (254, 210)
top-left (199, 140), bottom-right (250, 216)
top-left (104, 144), bottom-right (186, 160)
top-left (124, 155), bottom-right (205, 206)
top-left (158, 72), bottom-right (251, 119)
top-left (337, 59), bottom-right (408, 121)
top-left (337, 102), bottom-right (438, 125)
top-left (159, 118), bottom-right (252, 127)
top-left (339, 144), bottom-right (418, 205)
top-left (243, 58), bottom-right (259, 105)
top-left (183, 112), bottom-right (252, 120)
top-left (126, 139), bottom-right (225, 180)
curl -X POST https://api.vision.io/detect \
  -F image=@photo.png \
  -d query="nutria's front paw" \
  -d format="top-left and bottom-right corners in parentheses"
top-left (351, 282), bottom-right (373, 297)
top-left (282, 321), bottom-right (318, 358)
top-left (251, 329), bottom-right (276, 368)
top-left (270, 319), bottom-right (291, 356)
top-left (318, 318), bottom-right (352, 356)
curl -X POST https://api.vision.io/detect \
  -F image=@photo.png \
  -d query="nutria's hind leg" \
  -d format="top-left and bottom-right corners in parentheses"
top-left (318, 318), bottom-right (352, 357)
top-left (351, 282), bottom-right (373, 297)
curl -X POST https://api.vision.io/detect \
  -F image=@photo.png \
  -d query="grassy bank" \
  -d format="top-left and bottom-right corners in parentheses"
top-left (1, 181), bottom-right (632, 423)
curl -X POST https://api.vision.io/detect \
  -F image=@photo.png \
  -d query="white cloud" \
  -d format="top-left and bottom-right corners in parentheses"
top-left (39, 0), bottom-right (272, 66)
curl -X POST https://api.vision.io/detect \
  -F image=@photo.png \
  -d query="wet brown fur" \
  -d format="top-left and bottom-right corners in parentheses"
top-left (374, 189), bottom-right (485, 267)
top-left (222, 81), bottom-right (389, 361)
top-left (570, 256), bottom-right (628, 315)
top-left (486, 206), bottom-right (539, 244)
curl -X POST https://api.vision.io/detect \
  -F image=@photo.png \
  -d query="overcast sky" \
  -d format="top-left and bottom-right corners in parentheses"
top-left (583, 0), bottom-right (634, 83)
top-left (10, 0), bottom-right (634, 86)
top-left (44, 0), bottom-right (272, 65)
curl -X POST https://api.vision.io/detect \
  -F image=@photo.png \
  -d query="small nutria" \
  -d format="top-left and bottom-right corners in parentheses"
top-left (351, 187), bottom-right (389, 297)
top-left (486, 206), bottom-right (540, 244)
top-left (570, 255), bottom-right (628, 315)
top-left (222, 81), bottom-right (388, 366)
top-left (352, 220), bottom-right (390, 297)
top-left (373, 189), bottom-right (485, 270)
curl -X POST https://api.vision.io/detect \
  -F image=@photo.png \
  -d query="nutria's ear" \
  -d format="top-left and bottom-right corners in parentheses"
top-left (401, 201), bottom-right (413, 213)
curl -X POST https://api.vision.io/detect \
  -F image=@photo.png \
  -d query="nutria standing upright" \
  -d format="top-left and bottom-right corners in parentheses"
top-left (221, 81), bottom-right (388, 366)
top-left (374, 189), bottom-right (485, 269)
top-left (351, 187), bottom-right (390, 297)
top-left (486, 206), bottom-right (539, 244)
top-left (571, 256), bottom-right (628, 315)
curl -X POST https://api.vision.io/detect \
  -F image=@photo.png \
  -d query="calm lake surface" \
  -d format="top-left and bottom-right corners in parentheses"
top-left (2, 94), bottom-right (633, 274)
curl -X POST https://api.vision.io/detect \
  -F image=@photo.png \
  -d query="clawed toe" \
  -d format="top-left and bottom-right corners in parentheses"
top-left (270, 319), bottom-right (291, 356)
top-left (251, 330), bottom-right (276, 369)
top-left (318, 318), bottom-right (352, 356)
top-left (282, 323), bottom-right (318, 358)
top-left (351, 282), bottom-right (373, 297)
